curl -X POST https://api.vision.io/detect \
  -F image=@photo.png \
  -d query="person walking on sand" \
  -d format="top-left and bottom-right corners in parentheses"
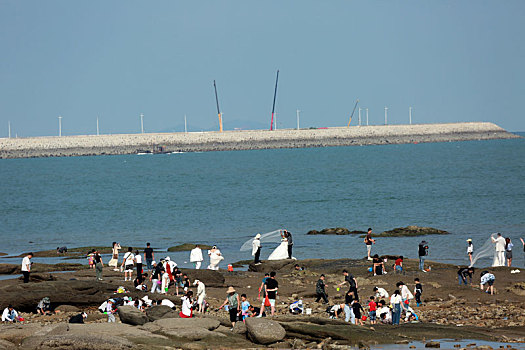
top-left (364, 228), bottom-right (376, 261)
top-left (144, 242), bottom-right (154, 271)
top-left (315, 274), bottom-right (329, 304)
top-left (21, 252), bottom-right (33, 283)
top-left (505, 237), bottom-right (514, 267)
top-left (94, 250), bottom-right (104, 280)
top-left (121, 247), bottom-right (135, 281)
top-left (466, 239), bottom-right (474, 264)
top-left (491, 233), bottom-right (506, 267)
top-left (219, 286), bottom-right (241, 329)
top-left (252, 234), bottom-right (262, 265)
top-left (190, 245), bottom-right (204, 269)
top-left (418, 241), bottom-right (429, 272)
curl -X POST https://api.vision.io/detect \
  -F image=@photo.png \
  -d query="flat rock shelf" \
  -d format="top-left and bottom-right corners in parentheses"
top-left (0, 122), bottom-right (519, 159)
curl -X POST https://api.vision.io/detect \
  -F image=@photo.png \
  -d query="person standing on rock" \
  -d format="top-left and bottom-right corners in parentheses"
top-left (194, 279), bottom-right (206, 312)
top-left (315, 274), bottom-right (329, 304)
top-left (258, 273), bottom-right (269, 316)
top-left (365, 228), bottom-right (376, 261)
top-left (144, 242), bottom-right (154, 271)
top-left (285, 230), bottom-right (293, 259)
top-left (106, 299), bottom-right (116, 322)
top-left (344, 290), bottom-right (355, 324)
top-left (466, 239), bottom-right (474, 264)
top-left (21, 252), bottom-right (33, 283)
top-left (396, 281), bottom-right (418, 321)
top-left (121, 247), bottom-right (135, 281)
top-left (219, 286), bottom-right (241, 329)
top-left (413, 278), bottom-right (423, 307)
top-left (418, 241), bottom-right (429, 272)
top-left (134, 250), bottom-right (143, 284)
top-left (491, 233), bottom-right (506, 267)
top-left (150, 261), bottom-right (164, 293)
top-left (190, 244), bottom-right (204, 269)
top-left (252, 234), bottom-right (262, 265)
top-left (110, 242), bottom-right (121, 271)
top-left (94, 250), bottom-right (103, 281)
top-left (505, 237), bottom-right (514, 267)
top-left (390, 289), bottom-right (402, 325)
top-left (264, 271), bottom-right (279, 316)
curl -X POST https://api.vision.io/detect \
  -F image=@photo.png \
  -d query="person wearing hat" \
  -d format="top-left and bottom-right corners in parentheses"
top-left (219, 286), bottom-right (241, 330)
top-left (193, 279), bottom-right (206, 312)
top-left (252, 234), bottom-right (262, 265)
top-left (36, 297), bottom-right (52, 315)
top-left (190, 245), bottom-right (204, 269)
top-left (466, 239), bottom-right (474, 264)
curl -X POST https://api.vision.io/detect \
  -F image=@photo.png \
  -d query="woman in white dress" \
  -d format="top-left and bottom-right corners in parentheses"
top-left (208, 246), bottom-right (224, 270)
top-left (268, 231), bottom-right (290, 260)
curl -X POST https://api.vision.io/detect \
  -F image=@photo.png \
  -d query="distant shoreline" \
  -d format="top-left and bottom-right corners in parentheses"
top-left (0, 122), bottom-right (520, 159)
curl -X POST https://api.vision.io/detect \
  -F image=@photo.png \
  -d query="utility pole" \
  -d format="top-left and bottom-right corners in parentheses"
top-left (296, 109), bottom-right (300, 130)
top-left (96, 117), bottom-right (99, 136)
top-left (366, 108), bottom-right (369, 126)
top-left (8, 121), bottom-right (11, 138)
top-left (358, 107), bottom-right (362, 126)
top-left (384, 107), bottom-right (388, 125)
top-left (184, 115), bottom-right (187, 133)
top-left (140, 113), bottom-right (144, 134)
top-left (58, 116), bottom-right (62, 136)
top-left (409, 107), bottom-right (412, 125)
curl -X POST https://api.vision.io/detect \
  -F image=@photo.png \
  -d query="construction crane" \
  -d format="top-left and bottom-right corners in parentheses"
top-left (347, 99), bottom-right (359, 127)
top-left (213, 80), bottom-right (223, 132)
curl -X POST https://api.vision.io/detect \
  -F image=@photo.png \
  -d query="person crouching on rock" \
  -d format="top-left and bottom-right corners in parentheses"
top-left (180, 290), bottom-right (194, 318)
top-left (219, 286), bottom-right (241, 330)
top-left (328, 303), bottom-right (345, 319)
top-left (480, 271), bottom-right (496, 295)
top-left (2, 305), bottom-right (19, 323)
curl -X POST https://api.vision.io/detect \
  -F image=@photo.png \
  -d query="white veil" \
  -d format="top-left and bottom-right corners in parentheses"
top-left (470, 233), bottom-right (497, 267)
top-left (240, 230), bottom-right (284, 251)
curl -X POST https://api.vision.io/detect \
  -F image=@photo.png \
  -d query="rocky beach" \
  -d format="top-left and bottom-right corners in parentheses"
top-left (1, 252), bottom-right (524, 350)
top-left (0, 122), bottom-right (519, 159)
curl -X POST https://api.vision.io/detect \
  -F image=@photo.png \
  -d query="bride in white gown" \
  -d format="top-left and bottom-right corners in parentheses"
top-left (268, 238), bottom-right (289, 260)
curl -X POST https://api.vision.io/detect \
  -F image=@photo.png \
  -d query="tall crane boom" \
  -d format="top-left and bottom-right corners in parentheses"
top-left (347, 99), bottom-right (359, 127)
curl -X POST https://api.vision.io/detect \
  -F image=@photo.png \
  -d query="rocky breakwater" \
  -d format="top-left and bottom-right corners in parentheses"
top-left (307, 225), bottom-right (449, 237)
top-left (0, 122), bottom-right (519, 159)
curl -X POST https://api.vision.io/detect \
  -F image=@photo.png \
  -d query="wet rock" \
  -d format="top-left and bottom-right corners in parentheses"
top-left (167, 243), bottom-right (212, 252)
top-left (117, 305), bottom-right (148, 325)
top-left (245, 317), bottom-right (286, 345)
top-left (54, 305), bottom-right (80, 313)
top-left (370, 226), bottom-right (449, 237)
top-left (0, 339), bottom-right (15, 350)
top-left (248, 259), bottom-right (296, 272)
top-left (268, 341), bottom-right (293, 349)
top-left (0, 264), bottom-right (18, 275)
top-left (146, 305), bottom-right (178, 322)
top-left (425, 341), bottom-right (441, 348)
top-left (160, 327), bottom-right (225, 341)
top-left (474, 347), bottom-right (493, 350)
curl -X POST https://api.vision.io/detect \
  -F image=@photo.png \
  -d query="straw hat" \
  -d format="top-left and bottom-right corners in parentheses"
top-left (466, 238), bottom-right (472, 242)
top-left (255, 233), bottom-right (261, 239)
top-left (226, 286), bottom-right (236, 294)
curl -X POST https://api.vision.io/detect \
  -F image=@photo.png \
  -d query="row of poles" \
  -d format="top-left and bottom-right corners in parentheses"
top-left (4, 70), bottom-right (414, 138)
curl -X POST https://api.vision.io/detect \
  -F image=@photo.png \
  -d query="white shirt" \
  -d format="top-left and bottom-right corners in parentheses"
top-left (181, 296), bottom-right (192, 316)
top-left (196, 281), bottom-right (206, 297)
top-left (481, 273), bottom-right (495, 285)
top-left (252, 239), bottom-right (261, 256)
top-left (123, 252), bottom-right (135, 265)
top-left (375, 287), bottom-right (389, 300)
top-left (400, 285), bottom-right (413, 300)
top-left (190, 248), bottom-right (203, 262)
top-left (390, 294), bottom-right (402, 305)
top-left (2, 308), bottom-right (18, 322)
top-left (506, 242), bottom-right (513, 252)
top-left (493, 236), bottom-right (505, 252)
top-left (161, 299), bottom-right (175, 308)
top-left (378, 306), bottom-right (391, 322)
top-left (467, 244), bottom-right (473, 253)
top-left (135, 254), bottom-right (142, 264)
top-left (21, 256), bottom-right (31, 272)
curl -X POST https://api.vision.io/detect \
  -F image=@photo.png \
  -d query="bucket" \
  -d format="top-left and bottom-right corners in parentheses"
top-left (305, 308), bottom-right (312, 315)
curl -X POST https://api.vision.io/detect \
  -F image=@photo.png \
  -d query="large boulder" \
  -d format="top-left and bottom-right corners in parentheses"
top-left (0, 264), bottom-right (18, 275)
top-left (154, 317), bottom-right (221, 331)
top-left (117, 305), bottom-right (148, 325)
top-left (21, 334), bottom-right (134, 350)
top-left (245, 317), bottom-right (286, 345)
top-left (180, 269), bottom-right (224, 287)
top-left (146, 305), bottom-right (178, 322)
top-left (0, 339), bottom-right (15, 350)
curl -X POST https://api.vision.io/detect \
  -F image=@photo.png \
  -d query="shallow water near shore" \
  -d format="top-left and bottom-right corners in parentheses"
top-left (373, 338), bottom-right (516, 349)
top-left (0, 137), bottom-right (524, 268)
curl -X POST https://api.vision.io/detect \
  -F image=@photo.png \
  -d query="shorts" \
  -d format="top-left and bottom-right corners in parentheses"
top-left (268, 298), bottom-right (276, 307)
top-left (369, 310), bottom-right (376, 321)
top-left (125, 264), bottom-right (134, 272)
top-left (367, 245), bottom-right (372, 253)
top-left (486, 278), bottom-right (495, 286)
top-left (505, 250), bottom-right (512, 259)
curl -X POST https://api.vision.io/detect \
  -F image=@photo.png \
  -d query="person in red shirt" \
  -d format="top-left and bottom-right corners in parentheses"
top-left (368, 296), bottom-right (377, 325)
top-left (394, 256), bottom-right (403, 274)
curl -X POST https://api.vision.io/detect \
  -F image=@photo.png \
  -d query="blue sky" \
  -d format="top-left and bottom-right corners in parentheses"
top-left (1, 1), bottom-right (524, 137)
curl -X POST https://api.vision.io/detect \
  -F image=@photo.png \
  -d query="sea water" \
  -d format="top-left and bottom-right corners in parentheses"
top-left (0, 136), bottom-right (523, 268)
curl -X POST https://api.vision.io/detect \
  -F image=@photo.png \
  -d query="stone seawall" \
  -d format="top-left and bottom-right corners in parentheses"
top-left (0, 122), bottom-right (519, 159)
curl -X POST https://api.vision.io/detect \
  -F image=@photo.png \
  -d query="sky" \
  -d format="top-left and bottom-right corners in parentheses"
top-left (1, 1), bottom-right (524, 137)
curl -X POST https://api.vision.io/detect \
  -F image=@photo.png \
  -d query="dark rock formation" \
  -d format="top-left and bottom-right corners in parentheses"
top-left (146, 305), bottom-right (178, 322)
top-left (180, 268), bottom-right (225, 287)
top-left (369, 226), bottom-right (449, 238)
top-left (245, 317), bottom-right (286, 344)
top-left (167, 243), bottom-right (212, 252)
top-left (307, 228), bottom-right (366, 235)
